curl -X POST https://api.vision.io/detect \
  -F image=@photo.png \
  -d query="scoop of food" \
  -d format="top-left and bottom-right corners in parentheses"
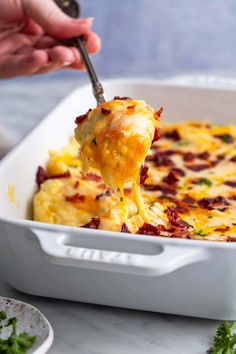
top-left (74, 97), bottom-right (162, 203)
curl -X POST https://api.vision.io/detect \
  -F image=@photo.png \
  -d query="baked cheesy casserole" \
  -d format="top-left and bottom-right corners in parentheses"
top-left (33, 97), bottom-right (236, 242)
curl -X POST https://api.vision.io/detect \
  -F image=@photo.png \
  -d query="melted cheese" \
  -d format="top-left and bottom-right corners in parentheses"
top-left (34, 120), bottom-right (236, 242)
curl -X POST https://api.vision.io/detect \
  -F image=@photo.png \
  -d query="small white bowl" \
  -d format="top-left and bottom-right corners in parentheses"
top-left (0, 296), bottom-right (54, 354)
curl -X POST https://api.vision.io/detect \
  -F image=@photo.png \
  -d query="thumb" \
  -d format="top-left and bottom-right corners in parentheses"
top-left (22, 0), bottom-right (93, 39)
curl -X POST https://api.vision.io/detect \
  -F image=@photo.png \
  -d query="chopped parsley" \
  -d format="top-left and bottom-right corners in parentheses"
top-left (120, 197), bottom-right (124, 202)
top-left (198, 178), bottom-right (212, 187)
top-left (208, 216), bottom-right (213, 219)
top-left (91, 137), bottom-right (97, 146)
top-left (194, 229), bottom-right (206, 237)
top-left (208, 321), bottom-right (236, 353)
top-left (0, 312), bottom-right (36, 354)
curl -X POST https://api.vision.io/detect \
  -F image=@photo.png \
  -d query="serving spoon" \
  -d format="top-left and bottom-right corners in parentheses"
top-left (54, 0), bottom-right (106, 105)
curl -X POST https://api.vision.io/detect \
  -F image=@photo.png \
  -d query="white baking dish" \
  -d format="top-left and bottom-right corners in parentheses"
top-left (1, 78), bottom-right (236, 320)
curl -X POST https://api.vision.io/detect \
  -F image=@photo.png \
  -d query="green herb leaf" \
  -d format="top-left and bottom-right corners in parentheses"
top-left (91, 137), bottom-right (97, 146)
top-left (176, 140), bottom-right (189, 146)
top-left (0, 312), bottom-right (7, 321)
top-left (0, 316), bottom-right (36, 354)
top-left (198, 178), bottom-right (212, 187)
top-left (194, 229), bottom-right (206, 237)
top-left (208, 322), bottom-right (236, 353)
top-left (120, 197), bottom-right (123, 202)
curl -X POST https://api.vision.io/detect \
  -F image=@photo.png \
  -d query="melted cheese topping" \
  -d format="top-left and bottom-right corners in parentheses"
top-left (34, 121), bottom-right (236, 242)
top-left (74, 98), bottom-right (160, 215)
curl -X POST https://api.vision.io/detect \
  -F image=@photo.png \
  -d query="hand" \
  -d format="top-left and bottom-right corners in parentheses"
top-left (0, 0), bottom-right (101, 78)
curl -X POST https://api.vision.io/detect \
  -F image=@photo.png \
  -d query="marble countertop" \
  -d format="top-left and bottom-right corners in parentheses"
top-left (0, 75), bottom-right (220, 354)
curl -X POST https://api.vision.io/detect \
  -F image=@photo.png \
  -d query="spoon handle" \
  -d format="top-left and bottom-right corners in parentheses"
top-left (74, 37), bottom-right (105, 105)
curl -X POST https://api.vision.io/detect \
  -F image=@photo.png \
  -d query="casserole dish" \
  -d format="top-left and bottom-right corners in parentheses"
top-left (1, 78), bottom-right (236, 320)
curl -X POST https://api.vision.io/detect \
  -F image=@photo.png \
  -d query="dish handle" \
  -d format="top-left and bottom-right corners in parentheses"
top-left (32, 229), bottom-right (208, 276)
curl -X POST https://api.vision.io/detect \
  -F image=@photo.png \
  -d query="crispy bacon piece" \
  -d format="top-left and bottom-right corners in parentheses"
top-left (214, 134), bottom-right (234, 144)
top-left (148, 151), bottom-right (174, 167)
top-left (214, 226), bottom-right (230, 232)
top-left (82, 218), bottom-right (100, 229)
top-left (172, 227), bottom-right (191, 239)
top-left (163, 171), bottom-right (179, 185)
top-left (198, 196), bottom-right (229, 210)
top-left (173, 200), bottom-right (189, 214)
top-left (154, 107), bottom-right (163, 119)
top-left (182, 195), bottom-right (195, 205)
top-left (36, 166), bottom-right (47, 187)
top-left (121, 223), bottom-right (131, 233)
top-left (114, 96), bottom-right (131, 100)
top-left (83, 173), bottom-right (102, 182)
top-left (137, 223), bottom-right (167, 236)
top-left (165, 207), bottom-right (191, 228)
top-left (198, 151), bottom-right (210, 160)
top-left (95, 190), bottom-right (112, 200)
top-left (152, 128), bottom-right (161, 143)
top-left (170, 167), bottom-right (186, 177)
top-left (163, 129), bottom-right (181, 141)
top-left (36, 166), bottom-right (71, 188)
top-left (65, 193), bottom-right (85, 202)
top-left (101, 107), bottom-right (111, 116)
top-left (74, 181), bottom-right (79, 188)
top-left (183, 152), bottom-right (195, 162)
top-left (224, 181), bottom-right (236, 187)
top-left (230, 156), bottom-right (236, 162)
top-left (186, 164), bottom-right (209, 172)
top-left (75, 109), bottom-right (92, 124)
top-left (143, 183), bottom-right (177, 195)
top-left (140, 164), bottom-right (149, 185)
top-left (127, 105), bottom-right (135, 110)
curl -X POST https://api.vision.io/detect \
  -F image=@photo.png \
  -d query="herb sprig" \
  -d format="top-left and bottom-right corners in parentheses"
top-left (0, 311), bottom-right (36, 354)
top-left (208, 322), bottom-right (236, 353)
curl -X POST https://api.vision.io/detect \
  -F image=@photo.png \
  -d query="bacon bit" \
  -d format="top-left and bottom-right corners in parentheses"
top-left (182, 195), bottom-right (195, 205)
top-left (225, 181), bottom-right (236, 187)
top-left (170, 167), bottom-right (186, 177)
top-left (82, 218), bottom-right (100, 229)
top-left (163, 129), bottom-right (181, 141)
top-left (75, 109), bottom-right (92, 124)
top-left (74, 181), bottom-right (79, 188)
top-left (198, 196), bottom-right (229, 210)
top-left (153, 152), bottom-right (174, 167)
top-left (124, 188), bottom-right (131, 193)
top-left (101, 107), bottom-right (111, 116)
top-left (140, 164), bottom-right (149, 185)
top-left (198, 151), bottom-right (210, 160)
top-left (97, 183), bottom-right (106, 189)
top-left (114, 96), bottom-right (131, 100)
top-left (230, 156), bottom-right (236, 162)
top-left (214, 226), bottom-right (230, 232)
top-left (36, 166), bottom-right (47, 188)
top-left (143, 184), bottom-right (177, 195)
top-left (163, 171), bottom-right (179, 185)
top-left (152, 128), bottom-right (161, 143)
top-left (127, 105), bottom-right (135, 110)
top-left (137, 223), bottom-right (167, 236)
top-left (83, 173), bottom-right (102, 182)
top-left (65, 193), bottom-right (85, 202)
top-left (214, 134), bottom-right (234, 144)
top-left (172, 227), bottom-right (191, 238)
top-left (121, 223), bottom-right (131, 233)
top-left (186, 164), bottom-right (209, 172)
top-left (36, 166), bottom-right (71, 188)
top-left (174, 202), bottom-right (189, 214)
top-left (154, 107), bottom-right (163, 119)
top-left (165, 207), bottom-right (192, 228)
top-left (95, 190), bottom-right (111, 200)
top-left (183, 152), bottom-right (195, 162)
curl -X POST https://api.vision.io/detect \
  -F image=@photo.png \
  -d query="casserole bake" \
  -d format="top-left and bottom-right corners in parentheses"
top-left (1, 79), bottom-right (236, 320)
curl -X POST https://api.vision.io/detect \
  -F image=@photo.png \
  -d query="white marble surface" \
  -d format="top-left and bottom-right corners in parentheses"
top-left (0, 75), bottom-right (221, 354)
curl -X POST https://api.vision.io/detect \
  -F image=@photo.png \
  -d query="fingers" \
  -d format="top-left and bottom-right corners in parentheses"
top-left (85, 32), bottom-right (101, 54)
top-left (0, 50), bottom-right (49, 78)
top-left (22, 0), bottom-right (93, 39)
top-left (0, 33), bottom-right (40, 55)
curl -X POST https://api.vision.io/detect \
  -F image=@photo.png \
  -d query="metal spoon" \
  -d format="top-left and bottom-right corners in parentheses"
top-left (54, 0), bottom-right (105, 105)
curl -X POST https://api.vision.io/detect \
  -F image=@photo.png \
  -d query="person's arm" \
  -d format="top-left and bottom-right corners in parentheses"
top-left (0, 0), bottom-right (101, 78)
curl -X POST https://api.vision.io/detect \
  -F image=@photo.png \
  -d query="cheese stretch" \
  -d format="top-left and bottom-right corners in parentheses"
top-left (34, 101), bottom-right (236, 241)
